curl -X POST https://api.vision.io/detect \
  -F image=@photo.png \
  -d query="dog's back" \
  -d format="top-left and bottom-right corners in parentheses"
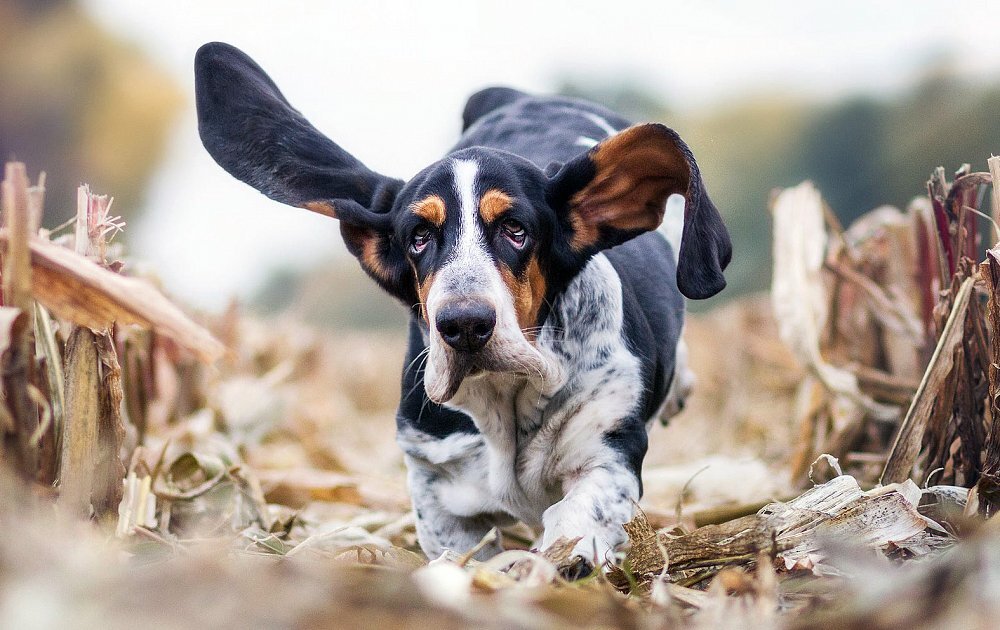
top-left (457, 87), bottom-right (632, 172)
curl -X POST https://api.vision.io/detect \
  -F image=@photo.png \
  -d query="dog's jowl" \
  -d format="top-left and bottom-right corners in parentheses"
top-left (195, 42), bottom-right (732, 569)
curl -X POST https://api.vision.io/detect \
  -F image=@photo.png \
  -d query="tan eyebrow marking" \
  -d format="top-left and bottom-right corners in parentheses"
top-left (479, 189), bottom-right (512, 223)
top-left (410, 195), bottom-right (446, 226)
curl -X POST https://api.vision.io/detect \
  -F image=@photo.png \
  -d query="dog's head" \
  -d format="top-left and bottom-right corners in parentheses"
top-left (195, 42), bottom-right (731, 403)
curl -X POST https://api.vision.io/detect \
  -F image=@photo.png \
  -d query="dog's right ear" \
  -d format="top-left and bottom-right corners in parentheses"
top-left (547, 123), bottom-right (732, 299)
top-left (194, 42), bottom-right (415, 304)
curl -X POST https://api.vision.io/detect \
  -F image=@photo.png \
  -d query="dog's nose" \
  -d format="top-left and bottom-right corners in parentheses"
top-left (436, 302), bottom-right (496, 352)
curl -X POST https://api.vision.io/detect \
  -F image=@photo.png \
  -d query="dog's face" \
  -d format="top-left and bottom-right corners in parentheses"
top-left (194, 43), bottom-right (731, 403)
top-left (393, 153), bottom-right (562, 402)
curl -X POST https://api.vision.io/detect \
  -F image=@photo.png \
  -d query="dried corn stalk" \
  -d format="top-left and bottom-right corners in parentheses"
top-left (0, 164), bottom-right (40, 480)
top-left (0, 162), bottom-right (224, 516)
top-left (60, 186), bottom-right (127, 514)
top-left (977, 248), bottom-right (1000, 515)
top-left (880, 166), bottom-right (996, 486)
top-left (881, 276), bottom-right (975, 484)
top-left (0, 234), bottom-right (224, 362)
top-left (774, 163), bottom-right (996, 488)
top-left (771, 182), bottom-right (896, 484)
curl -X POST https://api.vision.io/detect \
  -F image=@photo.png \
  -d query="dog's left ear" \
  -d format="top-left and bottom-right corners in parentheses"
top-left (548, 123), bottom-right (732, 299)
top-left (194, 42), bottom-right (416, 304)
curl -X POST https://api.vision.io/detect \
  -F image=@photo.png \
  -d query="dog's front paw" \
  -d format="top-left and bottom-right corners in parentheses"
top-left (558, 555), bottom-right (595, 581)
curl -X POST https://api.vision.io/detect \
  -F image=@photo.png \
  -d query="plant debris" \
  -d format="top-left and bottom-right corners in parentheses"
top-left (2, 158), bottom-right (1000, 628)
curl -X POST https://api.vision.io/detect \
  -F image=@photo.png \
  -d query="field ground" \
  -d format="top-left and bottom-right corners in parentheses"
top-left (3, 163), bottom-right (1000, 628)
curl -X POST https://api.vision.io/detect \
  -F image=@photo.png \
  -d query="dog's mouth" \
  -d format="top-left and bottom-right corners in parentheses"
top-left (430, 352), bottom-right (475, 403)
top-left (424, 341), bottom-right (560, 405)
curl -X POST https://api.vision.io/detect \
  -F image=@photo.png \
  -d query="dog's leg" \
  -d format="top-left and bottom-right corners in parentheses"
top-left (657, 335), bottom-right (695, 425)
top-left (540, 462), bottom-right (640, 567)
top-left (405, 456), bottom-right (503, 560)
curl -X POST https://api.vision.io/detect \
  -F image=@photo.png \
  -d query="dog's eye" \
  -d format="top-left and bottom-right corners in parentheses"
top-left (501, 219), bottom-right (526, 248)
top-left (411, 226), bottom-right (432, 254)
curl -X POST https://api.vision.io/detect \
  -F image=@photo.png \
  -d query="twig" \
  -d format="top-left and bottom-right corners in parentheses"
top-left (675, 568), bottom-right (720, 588)
top-left (675, 464), bottom-right (710, 523)
top-left (458, 528), bottom-right (499, 567)
top-left (693, 498), bottom-right (788, 528)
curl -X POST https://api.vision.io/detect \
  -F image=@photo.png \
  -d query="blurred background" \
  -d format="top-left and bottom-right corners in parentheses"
top-left (4, 0), bottom-right (1000, 326)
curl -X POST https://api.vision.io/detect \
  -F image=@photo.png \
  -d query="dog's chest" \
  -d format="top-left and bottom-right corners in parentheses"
top-left (442, 255), bottom-right (644, 524)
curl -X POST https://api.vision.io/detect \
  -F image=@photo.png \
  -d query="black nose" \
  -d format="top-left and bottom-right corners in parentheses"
top-left (436, 302), bottom-right (496, 353)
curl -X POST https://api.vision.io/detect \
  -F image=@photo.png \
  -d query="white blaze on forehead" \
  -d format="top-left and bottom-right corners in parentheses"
top-left (426, 158), bottom-right (494, 313)
top-left (428, 158), bottom-right (496, 303)
top-left (451, 158), bottom-right (482, 263)
top-left (423, 158), bottom-right (494, 402)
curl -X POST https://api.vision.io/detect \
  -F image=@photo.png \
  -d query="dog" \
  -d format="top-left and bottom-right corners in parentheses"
top-left (195, 42), bottom-right (731, 570)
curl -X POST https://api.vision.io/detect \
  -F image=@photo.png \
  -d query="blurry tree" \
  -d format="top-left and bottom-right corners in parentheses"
top-left (0, 0), bottom-right (181, 226)
top-left (793, 97), bottom-right (890, 220)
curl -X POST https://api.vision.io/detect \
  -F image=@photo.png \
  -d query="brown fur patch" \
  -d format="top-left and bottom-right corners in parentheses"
top-left (568, 124), bottom-right (689, 250)
top-left (340, 223), bottom-right (389, 283)
top-left (361, 240), bottom-right (386, 282)
top-left (417, 271), bottom-right (436, 322)
top-left (500, 257), bottom-right (547, 335)
top-left (479, 189), bottom-right (512, 223)
top-left (303, 200), bottom-right (338, 218)
top-left (568, 212), bottom-right (599, 252)
top-left (410, 195), bottom-right (446, 227)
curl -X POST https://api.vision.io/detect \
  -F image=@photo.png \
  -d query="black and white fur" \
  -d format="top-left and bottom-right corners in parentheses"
top-left (194, 43), bottom-right (731, 569)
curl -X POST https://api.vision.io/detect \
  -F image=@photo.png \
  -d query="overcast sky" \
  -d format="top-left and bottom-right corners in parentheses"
top-left (82, 0), bottom-right (1000, 309)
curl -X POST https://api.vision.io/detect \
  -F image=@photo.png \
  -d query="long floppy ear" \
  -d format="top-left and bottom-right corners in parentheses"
top-left (194, 42), bottom-right (415, 304)
top-left (548, 123), bottom-right (732, 299)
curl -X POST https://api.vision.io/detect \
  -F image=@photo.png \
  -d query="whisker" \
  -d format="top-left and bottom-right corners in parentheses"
top-left (404, 353), bottom-right (432, 400)
top-left (413, 361), bottom-right (435, 425)
top-left (511, 354), bottom-right (543, 382)
top-left (404, 347), bottom-right (431, 375)
top-left (417, 394), bottom-right (431, 425)
top-left (521, 325), bottom-right (564, 334)
top-left (405, 379), bottom-right (423, 401)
